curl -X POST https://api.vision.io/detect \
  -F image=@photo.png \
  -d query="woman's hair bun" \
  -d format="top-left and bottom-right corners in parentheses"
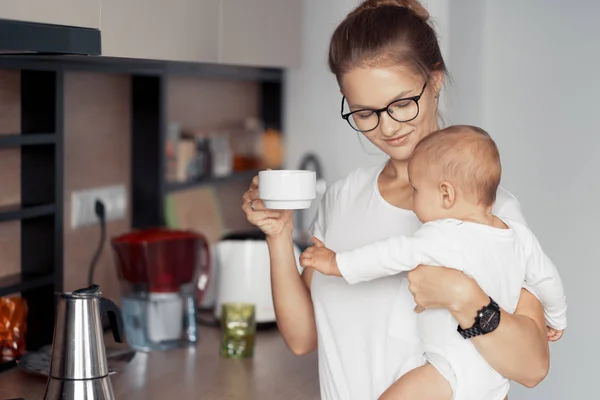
top-left (356, 0), bottom-right (430, 22)
top-left (330, 0), bottom-right (445, 83)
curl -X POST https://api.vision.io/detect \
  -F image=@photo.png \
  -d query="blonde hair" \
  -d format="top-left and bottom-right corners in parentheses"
top-left (411, 125), bottom-right (502, 206)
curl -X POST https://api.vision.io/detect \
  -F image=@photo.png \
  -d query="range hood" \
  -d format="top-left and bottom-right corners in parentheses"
top-left (0, 18), bottom-right (100, 55)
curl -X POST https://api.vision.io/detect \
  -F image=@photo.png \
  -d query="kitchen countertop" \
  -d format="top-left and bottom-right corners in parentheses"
top-left (0, 326), bottom-right (320, 400)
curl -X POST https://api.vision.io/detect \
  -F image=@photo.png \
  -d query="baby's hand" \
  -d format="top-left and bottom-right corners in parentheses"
top-left (299, 237), bottom-right (341, 277)
top-left (546, 327), bottom-right (565, 342)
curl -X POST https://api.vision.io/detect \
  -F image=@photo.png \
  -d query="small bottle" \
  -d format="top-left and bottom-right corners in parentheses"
top-left (195, 136), bottom-right (213, 179)
top-left (210, 132), bottom-right (233, 178)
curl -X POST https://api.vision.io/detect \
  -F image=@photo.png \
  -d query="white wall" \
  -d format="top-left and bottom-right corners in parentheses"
top-left (447, 2), bottom-right (600, 399)
top-left (286, 0), bottom-right (596, 398)
top-left (284, 0), bottom-right (382, 182)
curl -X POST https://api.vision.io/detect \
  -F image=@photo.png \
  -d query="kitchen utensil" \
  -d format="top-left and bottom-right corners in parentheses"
top-left (209, 132), bottom-right (233, 178)
top-left (258, 170), bottom-right (316, 209)
top-left (213, 230), bottom-right (303, 324)
top-left (220, 303), bottom-right (256, 358)
top-left (0, 296), bottom-right (27, 363)
top-left (43, 284), bottom-right (123, 400)
top-left (18, 345), bottom-right (135, 378)
top-left (111, 228), bottom-right (210, 351)
top-left (231, 117), bottom-right (264, 172)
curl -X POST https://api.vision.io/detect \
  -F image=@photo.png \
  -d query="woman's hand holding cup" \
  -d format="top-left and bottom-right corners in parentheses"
top-left (242, 174), bottom-right (294, 239)
top-left (242, 169), bottom-right (316, 238)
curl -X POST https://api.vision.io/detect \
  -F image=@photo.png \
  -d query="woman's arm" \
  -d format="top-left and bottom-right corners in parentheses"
top-left (407, 266), bottom-right (549, 387)
top-left (267, 233), bottom-right (318, 355)
top-left (452, 284), bottom-right (549, 387)
top-left (242, 177), bottom-right (318, 356)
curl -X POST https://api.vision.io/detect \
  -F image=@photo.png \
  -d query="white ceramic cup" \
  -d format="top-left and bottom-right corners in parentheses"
top-left (258, 170), bottom-right (316, 210)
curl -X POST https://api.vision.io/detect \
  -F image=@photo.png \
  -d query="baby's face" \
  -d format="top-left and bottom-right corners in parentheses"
top-left (408, 162), bottom-right (446, 223)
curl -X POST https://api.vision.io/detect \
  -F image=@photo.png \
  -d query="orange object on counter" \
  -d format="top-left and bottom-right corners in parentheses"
top-left (261, 128), bottom-right (284, 169)
top-left (0, 296), bottom-right (28, 362)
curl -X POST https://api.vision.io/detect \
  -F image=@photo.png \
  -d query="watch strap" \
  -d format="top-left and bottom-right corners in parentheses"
top-left (488, 297), bottom-right (500, 311)
top-left (457, 297), bottom-right (500, 339)
top-left (457, 324), bottom-right (484, 339)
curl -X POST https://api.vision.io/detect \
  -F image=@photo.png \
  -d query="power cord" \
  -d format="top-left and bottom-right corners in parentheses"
top-left (88, 199), bottom-right (107, 286)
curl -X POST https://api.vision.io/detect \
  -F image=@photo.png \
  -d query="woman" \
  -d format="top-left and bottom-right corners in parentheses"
top-left (242, 1), bottom-right (550, 399)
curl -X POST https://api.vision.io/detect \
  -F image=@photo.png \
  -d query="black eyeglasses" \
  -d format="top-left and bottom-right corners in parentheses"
top-left (341, 82), bottom-right (428, 133)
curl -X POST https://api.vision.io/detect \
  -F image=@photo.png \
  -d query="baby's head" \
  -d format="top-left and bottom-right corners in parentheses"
top-left (407, 125), bottom-right (501, 223)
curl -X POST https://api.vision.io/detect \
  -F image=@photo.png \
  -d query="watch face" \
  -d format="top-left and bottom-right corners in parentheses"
top-left (479, 309), bottom-right (500, 333)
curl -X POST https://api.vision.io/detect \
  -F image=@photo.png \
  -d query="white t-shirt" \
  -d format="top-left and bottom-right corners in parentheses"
top-left (309, 162), bottom-right (533, 400)
top-left (335, 218), bottom-right (567, 400)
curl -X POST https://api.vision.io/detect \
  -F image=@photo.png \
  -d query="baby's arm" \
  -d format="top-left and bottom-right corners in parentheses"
top-left (299, 238), bottom-right (341, 276)
top-left (299, 235), bottom-right (422, 281)
top-left (517, 224), bottom-right (568, 332)
top-left (300, 221), bottom-right (461, 285)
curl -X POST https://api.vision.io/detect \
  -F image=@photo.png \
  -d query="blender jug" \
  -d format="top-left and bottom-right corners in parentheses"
top-left (111, 228), bottom-right (210, 351)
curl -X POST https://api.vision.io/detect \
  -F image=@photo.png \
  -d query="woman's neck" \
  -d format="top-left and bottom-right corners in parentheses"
top-left (378, 159), bottom-right (413, 210)
top-left (382, 158), bottom-right (410, 184)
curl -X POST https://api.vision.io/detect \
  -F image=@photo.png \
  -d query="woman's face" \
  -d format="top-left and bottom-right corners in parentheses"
top-left (341, 66), bottom-right (441, 162)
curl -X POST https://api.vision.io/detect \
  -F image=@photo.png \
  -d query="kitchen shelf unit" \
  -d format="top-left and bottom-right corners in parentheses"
top-left (0, 70), bottom-right (65, 372)
top-left (130, 66), bottom-right (283, 228)
top-left (165, 170), bottom-right (259, 194)
top-left (0, 133), bottom-right (56, 146)
top-left (0, 56), bottom-right (284, 372)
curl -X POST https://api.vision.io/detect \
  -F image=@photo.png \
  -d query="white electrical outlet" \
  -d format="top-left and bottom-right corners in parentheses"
top-left (71, 185), bottom-right (127, 228)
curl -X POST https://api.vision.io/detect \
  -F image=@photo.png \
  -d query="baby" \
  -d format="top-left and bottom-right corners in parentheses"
top-left (300, 125), bottom-right (567, 400)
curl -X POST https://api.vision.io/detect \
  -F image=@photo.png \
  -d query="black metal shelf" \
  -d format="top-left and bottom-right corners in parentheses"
top-left (0, 55), bottom-right (283, 83)
top-left (0, 204), bottom-right (56, 223)
top-left (0, 133), bottom-right (56, 147)
top-left (131, 71), bottom-right (282, 229)
top-left (0, 69), bottom-right (64, 361)
top-left (0, 56), bottom-right (283, 372)
top-left (0, 273), bottom-right (55, 297)
top-left (165, 171), bottom-right (259, 193)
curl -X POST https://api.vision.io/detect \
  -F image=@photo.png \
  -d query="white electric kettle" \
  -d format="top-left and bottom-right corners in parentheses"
top-left (209, 230), bottom-right (302, 324)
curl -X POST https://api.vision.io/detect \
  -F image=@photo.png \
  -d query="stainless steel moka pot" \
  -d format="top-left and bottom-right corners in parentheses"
top-left (43, 284), bottom-right (124, 400)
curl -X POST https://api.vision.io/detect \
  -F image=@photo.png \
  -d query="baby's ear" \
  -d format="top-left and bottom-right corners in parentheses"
top-left (439, 181), bottom-right (455, 209)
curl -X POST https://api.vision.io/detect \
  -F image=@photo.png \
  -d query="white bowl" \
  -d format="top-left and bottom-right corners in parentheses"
top-left (258, 170), bottom-right (316, 210)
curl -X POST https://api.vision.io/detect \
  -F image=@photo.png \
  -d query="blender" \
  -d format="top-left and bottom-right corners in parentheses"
top-left (111, 228), bottom-right (210, 351)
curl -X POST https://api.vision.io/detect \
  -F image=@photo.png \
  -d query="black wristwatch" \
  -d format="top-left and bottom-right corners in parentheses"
top-left (457, 297), bottom-right (501, 339)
